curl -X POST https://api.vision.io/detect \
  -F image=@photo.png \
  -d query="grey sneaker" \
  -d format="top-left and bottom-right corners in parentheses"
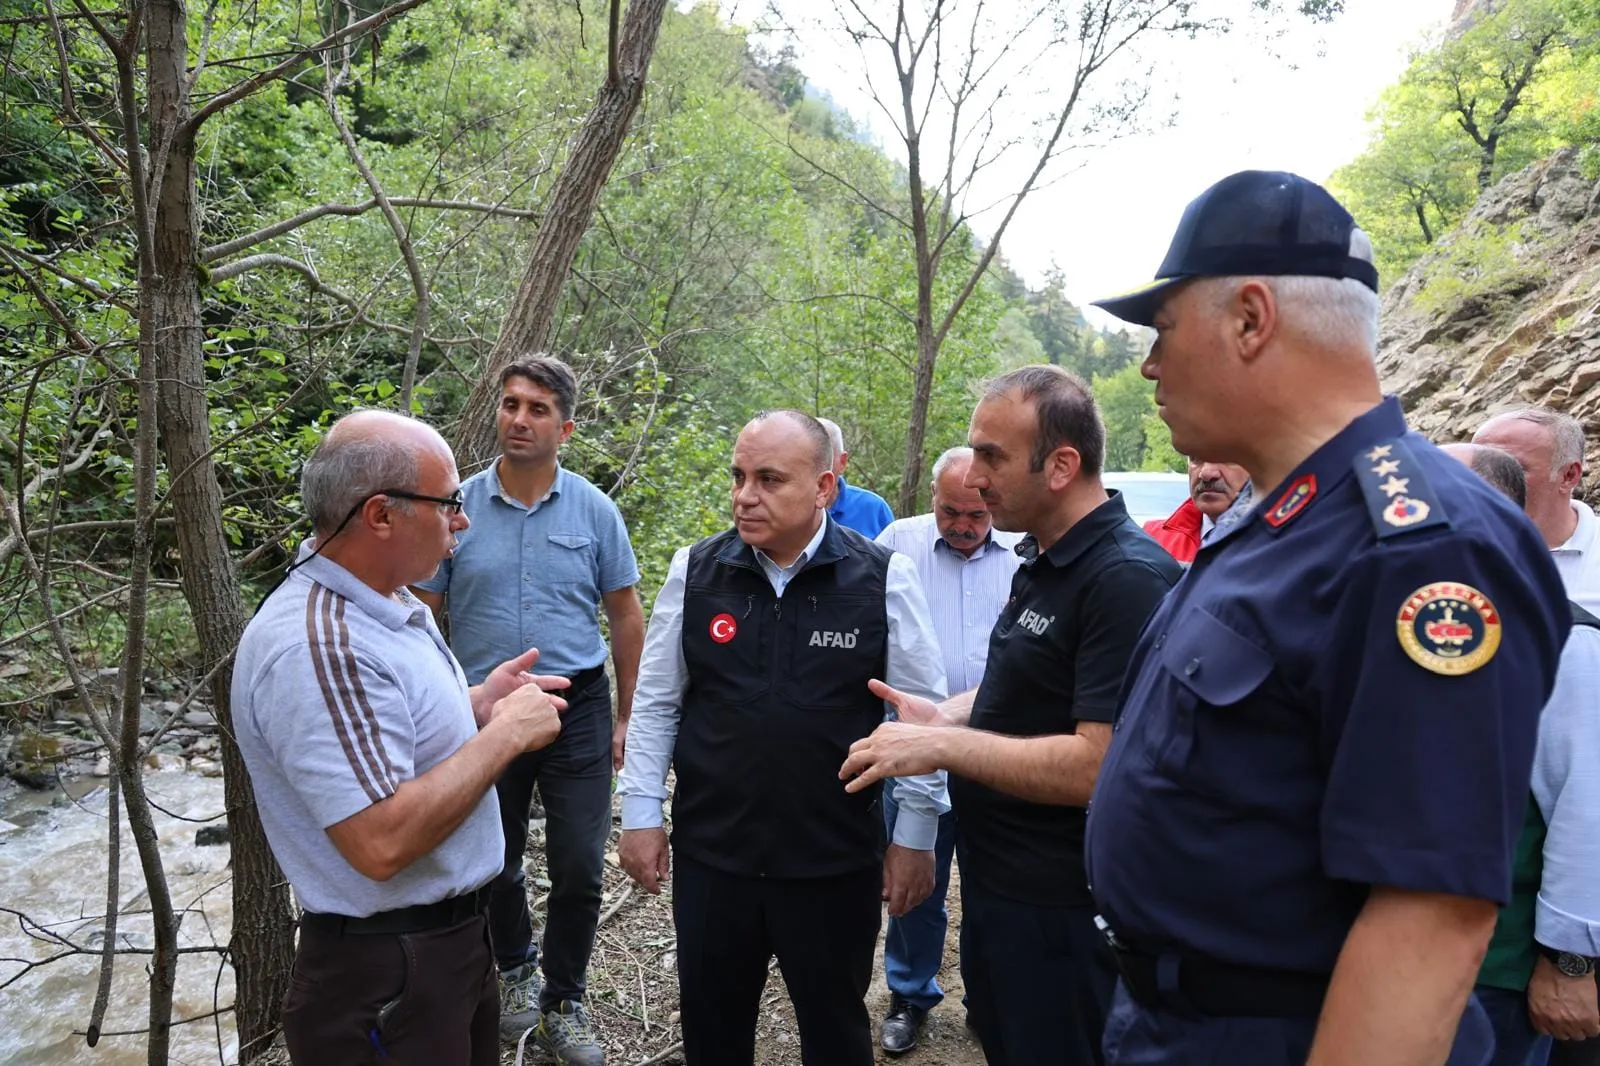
top-left (498, 961), bottom-right (545, 1043)
top-left (535, 1000), bottom-right (604, 1065)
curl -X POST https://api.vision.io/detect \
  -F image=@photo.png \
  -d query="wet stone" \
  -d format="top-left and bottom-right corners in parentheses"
top-left (195, 824), bottom-right (230, 847)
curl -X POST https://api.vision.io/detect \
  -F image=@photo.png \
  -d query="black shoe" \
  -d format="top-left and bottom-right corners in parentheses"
top-left (881, 995), bottom-right (928, 1056)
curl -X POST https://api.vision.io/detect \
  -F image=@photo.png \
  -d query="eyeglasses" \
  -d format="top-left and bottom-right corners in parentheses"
top-left (374, 488), bottom-right (466, 514)
top-left (262, 486), bottom-right (465, 605)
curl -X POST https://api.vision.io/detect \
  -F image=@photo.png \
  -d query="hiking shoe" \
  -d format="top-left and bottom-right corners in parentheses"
top-left (498, 961), bottom-right (544, 1043)
top-left (535, 1000), bottom-right (605, 1065)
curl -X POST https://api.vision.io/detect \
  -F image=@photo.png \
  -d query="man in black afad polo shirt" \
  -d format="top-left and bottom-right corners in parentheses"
top-left (844, 365), bottom-right (1182, 1066)
top-left (616, 409), bottom-right (949, 1066)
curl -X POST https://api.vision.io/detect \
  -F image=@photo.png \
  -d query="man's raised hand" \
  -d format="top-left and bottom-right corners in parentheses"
top-left (868, 679), bottom-right (946, 726)
top-left (474, 647), bottom-right (571, 726)
top-left (488, 681), bottom-right (565, 753)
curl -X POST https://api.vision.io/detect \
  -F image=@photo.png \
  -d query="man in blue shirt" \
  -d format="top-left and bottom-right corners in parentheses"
top-left (1082, 171), bottom-right (1569, 1066)
top-left (873, 446), bottom-right (1022, 1054)
top-left (415, 357), bottom-right (644, 1064)
top-left (820, 416), bottom-right (895, 537)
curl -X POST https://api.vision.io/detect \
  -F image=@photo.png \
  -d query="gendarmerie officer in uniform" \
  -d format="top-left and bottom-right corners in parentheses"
top-left (616, 409), bottom-right (949, 1066)
top-left (1084, 171), bottom-right (1570, 1065)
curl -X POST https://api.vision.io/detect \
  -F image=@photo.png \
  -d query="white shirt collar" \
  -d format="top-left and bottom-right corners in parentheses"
top-left (1555, 499), bottom-right (1596, 556)
top-left (753, 515), bottom-right (829, 589)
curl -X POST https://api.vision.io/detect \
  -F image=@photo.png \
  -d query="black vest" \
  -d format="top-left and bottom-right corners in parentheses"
top-left (673, 522), bottom-right (892, 878)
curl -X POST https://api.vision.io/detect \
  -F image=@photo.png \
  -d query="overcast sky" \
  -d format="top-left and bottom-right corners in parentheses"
top-left (720, 0), bottom-right (1451, 328)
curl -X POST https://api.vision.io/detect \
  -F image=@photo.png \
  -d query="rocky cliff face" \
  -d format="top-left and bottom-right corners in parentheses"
top-left (1377, 148), bottom-right (1600, 501)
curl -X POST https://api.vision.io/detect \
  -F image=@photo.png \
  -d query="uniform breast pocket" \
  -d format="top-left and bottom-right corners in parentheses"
top-left (790, 596), bottom-right (886, 710)
top-left (1148, 607), bottom-right (1274, 787)
top-left (544, 532), bottom-right (596, 585)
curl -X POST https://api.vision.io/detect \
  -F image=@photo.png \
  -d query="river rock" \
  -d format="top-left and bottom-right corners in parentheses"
top-left (142, 752), bottom-right (186, 773)
top-left (189, 758), bottom-right (223, 778)
top-left (195, 824), bottom-right (230, 847)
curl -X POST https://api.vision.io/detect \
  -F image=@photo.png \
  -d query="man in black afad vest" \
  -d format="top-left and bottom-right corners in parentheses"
top-left (616, 409), bottom-right (950, 1066)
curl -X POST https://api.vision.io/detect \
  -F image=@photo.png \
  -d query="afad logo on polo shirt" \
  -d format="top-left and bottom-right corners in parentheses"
top-left (1395, 582), bottom-right (1501, 676)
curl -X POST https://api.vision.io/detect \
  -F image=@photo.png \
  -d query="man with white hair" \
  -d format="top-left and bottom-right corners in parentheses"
top-left (1441, 443), bottom-right (1600, 1066)
top-left (871, 446), bottom-right (1022, 1054)
top-left (1473, 407), bottom-right (1598, 613)
top-left (819, 416), bottom-right (895, 537)
top-left (1080, 171), bottom-right (1569, 1066)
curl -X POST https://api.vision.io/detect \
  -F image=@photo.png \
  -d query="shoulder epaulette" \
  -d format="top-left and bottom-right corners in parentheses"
top-left (1353, 437), bottom-right (1450, 540)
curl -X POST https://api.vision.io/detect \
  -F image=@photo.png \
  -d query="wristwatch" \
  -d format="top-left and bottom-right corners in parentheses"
top-left (1540, 946), bottom-right (1599, 978)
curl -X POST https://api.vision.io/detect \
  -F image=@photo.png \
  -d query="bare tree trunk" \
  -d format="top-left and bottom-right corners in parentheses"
top-left (145, 0), bottom-right (296, 1058)
top-left (455, 0), bottom-right (669, 464)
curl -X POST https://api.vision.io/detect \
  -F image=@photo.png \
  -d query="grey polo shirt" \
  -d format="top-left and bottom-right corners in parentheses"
top-left (232, 553), bottom-right (502, 917)
top-left (416, 461), bottom-right (641, 681)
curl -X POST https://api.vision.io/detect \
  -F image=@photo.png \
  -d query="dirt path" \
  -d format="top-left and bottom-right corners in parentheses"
top-left (502, 816), bottom-right (986, 1066)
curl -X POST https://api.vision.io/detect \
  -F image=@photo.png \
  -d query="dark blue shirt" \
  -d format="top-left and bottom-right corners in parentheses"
top-left (830, 476), bottom-right (894, 538)
top-left (1085, 397), bottom-right (1568, 975)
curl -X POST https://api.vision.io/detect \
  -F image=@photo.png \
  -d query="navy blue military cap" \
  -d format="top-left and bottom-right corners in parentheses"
top-left (1092, 170), bottom-right (1380, 327)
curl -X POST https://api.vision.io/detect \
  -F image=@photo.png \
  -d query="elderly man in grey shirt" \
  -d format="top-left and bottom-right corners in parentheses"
top-left (233, 410), bottom-right (568, 1065)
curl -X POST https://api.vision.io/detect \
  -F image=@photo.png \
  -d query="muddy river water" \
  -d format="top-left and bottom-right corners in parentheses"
top-left (0, 769), bottom-right (241, 1064)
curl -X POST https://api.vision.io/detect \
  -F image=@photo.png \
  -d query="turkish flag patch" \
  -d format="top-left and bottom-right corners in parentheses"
top-left (709, 613), bottom-right (737, 644)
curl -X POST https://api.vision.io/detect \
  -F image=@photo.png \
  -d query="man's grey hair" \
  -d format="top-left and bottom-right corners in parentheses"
top-left (1466, 445), bottom-right (1528, 510)
top-left (750, 409), bottom-right (834, 474)
top-left (1204, 229), bottom-right (1381, 355)
top-left (1493, 407), bottom-right (1587, 477)
top-left (301, 416), bottom-right (420, 533)
top-left (931, 446), bottom-right (973, 485)
top-left (817, 417), bottom-right (845, 467)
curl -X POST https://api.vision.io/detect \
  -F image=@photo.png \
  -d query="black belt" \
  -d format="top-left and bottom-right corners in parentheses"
top-left (301, 883), bottom-right (492, 937)
top-left (567, 664), bottom-right (607, 691)
top-left (1103, 926), bottom-right (1328, 1018)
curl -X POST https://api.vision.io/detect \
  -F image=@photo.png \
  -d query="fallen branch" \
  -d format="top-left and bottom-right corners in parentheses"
top-left (598, 881), bottom-right (635, 928)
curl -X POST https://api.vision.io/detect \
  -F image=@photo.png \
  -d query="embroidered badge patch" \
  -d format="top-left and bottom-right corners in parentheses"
top-left (709, 613), bottom-right (737, 644)
top-left (1396, 583), bottom-right (1501, 676)
top-left (1264, 475), bottom-right (1317, 528)
top-left (1383, 496), bottom-right (1431, 528)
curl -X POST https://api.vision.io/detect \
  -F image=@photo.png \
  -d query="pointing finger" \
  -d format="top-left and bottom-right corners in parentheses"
top-left (505, 647), bottom-right (542, 673)
top-left (867, 678), bottom-right (903, 705)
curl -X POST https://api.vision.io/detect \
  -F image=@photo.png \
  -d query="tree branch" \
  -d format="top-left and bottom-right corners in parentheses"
top-left (323, 60), bottom-right (430, 410)
top-left (200, 197), bottom-right (540, 263)
top-left (185, 0), bottom-right (432, 132)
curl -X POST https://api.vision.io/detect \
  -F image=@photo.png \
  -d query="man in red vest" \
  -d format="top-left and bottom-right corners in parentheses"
top-left (1142, 458), bottom-right (1249, 563)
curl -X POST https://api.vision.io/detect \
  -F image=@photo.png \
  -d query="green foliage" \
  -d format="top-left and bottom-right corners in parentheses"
top-left (1408, 218), bottom-right (1553, 321)
top-left (1092, 362), bottom-right (1181, 473)
top-left (0, 0), bottom-right (1182, 677)
top-left (1331, 0), bottom-right (1600, 282)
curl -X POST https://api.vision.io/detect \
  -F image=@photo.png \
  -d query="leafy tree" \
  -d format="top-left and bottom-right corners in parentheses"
top-left (1093, 361), bottom-right (1180, 472)
top-left (1330, 0), bottom-right (1600, 280)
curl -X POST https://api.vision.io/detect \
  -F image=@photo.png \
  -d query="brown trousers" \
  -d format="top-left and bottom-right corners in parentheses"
top-left (283, 913), bottom-right (498, 1065)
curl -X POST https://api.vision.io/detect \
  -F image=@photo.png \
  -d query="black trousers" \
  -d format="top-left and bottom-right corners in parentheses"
top-left (672, 852), bottom-right (881, 1066)
top-left (487, 666), bottom-right (613, 1009)
top-left (283, 913), bottom-right (498, 1065)
top-left (960, 876), bottom-right (1118, 1066)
